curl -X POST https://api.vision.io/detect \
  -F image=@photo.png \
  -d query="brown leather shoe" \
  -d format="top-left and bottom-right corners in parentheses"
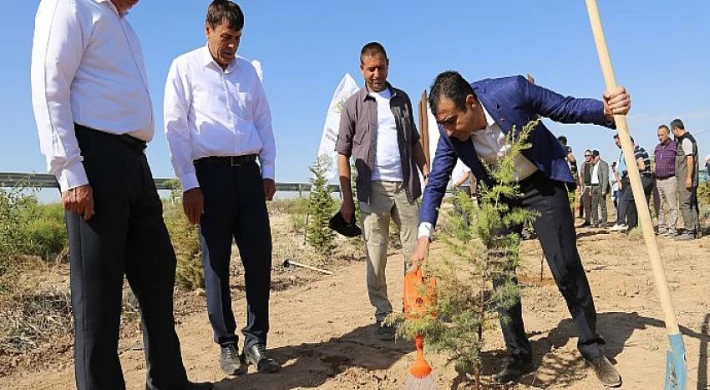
top-left (587, 356), bottom-right (622, 387)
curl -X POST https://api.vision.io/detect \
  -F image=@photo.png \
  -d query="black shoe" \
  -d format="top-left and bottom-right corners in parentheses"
top-left (220, 343), bottom-right (247, 376)
top-left (375, 320), bottom-right (396, 341)
top-left (146, 382), bottom-right (214, 390)
top-left (492, 357), bottom-right (533, 384)
top-left (580, 221), bottom-right (591, 227)
top-left (242, 344), bottom-right (281, 373)
top-left (586, 356), bottom-right (622, 387)
top-left (184, 382), bottom-right (214, 390)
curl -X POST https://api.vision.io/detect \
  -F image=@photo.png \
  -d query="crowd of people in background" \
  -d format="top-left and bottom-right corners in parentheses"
top-left (453, 119), bottom-right (708, 241)
top-left (558, 119), bottom-right (706, 240)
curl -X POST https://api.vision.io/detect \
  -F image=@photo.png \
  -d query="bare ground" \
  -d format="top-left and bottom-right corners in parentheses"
top-left (1, 214), bottom-right (709, 390)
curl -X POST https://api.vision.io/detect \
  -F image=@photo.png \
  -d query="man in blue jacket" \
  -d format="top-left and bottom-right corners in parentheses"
top-left (411, 71), bottom-right (630, 387)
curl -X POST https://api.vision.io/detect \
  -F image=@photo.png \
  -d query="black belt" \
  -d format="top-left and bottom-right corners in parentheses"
top-left (656, 175), bottom-right (673, 180)
top-left (195, 155), bottom-right (258, 167)
top-left (116, 133), bottom-right (147, 152)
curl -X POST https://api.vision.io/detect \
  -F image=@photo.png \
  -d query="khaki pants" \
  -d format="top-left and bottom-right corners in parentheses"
top-left (360, 181), bottom-right (419, 322)
top-left (656, 176), bottom-right (678, 231)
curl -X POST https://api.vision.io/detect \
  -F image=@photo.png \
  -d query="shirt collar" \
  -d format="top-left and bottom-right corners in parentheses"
top-left (202, 45), bottom-right (238, 72)
top-left (360, 82), bottom-right (397, 101)
top-left (481, 102), bottom-right (496, 128)
top-left (95, 0), bottom-right (128, 17)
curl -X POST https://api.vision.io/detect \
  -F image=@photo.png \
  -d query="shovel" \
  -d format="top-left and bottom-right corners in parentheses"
top-left (585, 1), bottom-right (687, 388)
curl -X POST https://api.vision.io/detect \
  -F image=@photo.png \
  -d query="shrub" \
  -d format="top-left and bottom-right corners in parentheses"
top-left (306, 155), bottom-right (337, 256)
top-left (162, 183), bottom-right (204, 291)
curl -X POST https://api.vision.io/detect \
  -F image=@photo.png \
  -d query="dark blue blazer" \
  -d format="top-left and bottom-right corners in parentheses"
top-left (420, 75), bottom-right (614, 226)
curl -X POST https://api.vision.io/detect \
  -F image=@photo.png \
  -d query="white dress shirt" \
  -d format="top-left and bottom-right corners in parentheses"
top-left (31, 0), bottom-right (153, 191)
top-left (417, 104), bottom-right (538, 238)
top-left (452, 159), bottom-right (471, 186)
top-left (470, 107), bottom-right (538, 181)
top-left (370, 89), bottom-right (403, 182)
top-left (591, 161), bottom-right (600, 185)
top-left (164, 46), bottom-right (276, 191)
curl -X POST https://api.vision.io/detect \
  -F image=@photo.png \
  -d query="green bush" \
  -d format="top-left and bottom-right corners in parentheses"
top-left (1, 189), bottom-right (67, 270)
top-left (16, 202), bottom-right (67, 260)
top-left (162, 184), bottom-right (204, 292)
top-left (306, 155), bottom-right (337, 256)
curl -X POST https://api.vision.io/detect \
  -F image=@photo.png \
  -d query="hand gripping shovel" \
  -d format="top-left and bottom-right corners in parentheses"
top-left (585, 1), bottom-right (687, 388)
top-left (403, 268), bottom-right (437, 390)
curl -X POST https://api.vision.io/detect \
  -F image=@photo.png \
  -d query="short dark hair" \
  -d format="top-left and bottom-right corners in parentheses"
top-left (584, 149), bottom-right (592, 155)
top-left (658, 125), bottom-right (670, 133)
top-left (360, 42), bottom-right (387, 63)
top-left (670, 119), bottom-right (684, 130)
top-left (592, 150), bottom-right (600, 157)
top-left (206, 0), bottom-right (244, 31)
top-left (428, 71), bottom-right (474, 116)
top-left (613, 134), bottom-right (634, 143)
top-left (558, 135), bottom-right (568, 145)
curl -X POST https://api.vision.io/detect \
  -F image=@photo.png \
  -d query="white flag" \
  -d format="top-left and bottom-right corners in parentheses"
top-left (316, 73), bottom-right (360, 181)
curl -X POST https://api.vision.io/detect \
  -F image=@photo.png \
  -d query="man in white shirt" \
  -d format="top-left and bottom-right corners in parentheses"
top-left (164, 0), bottom-right (279, 376)
top-left (335, 42), bottom-right (429, 341)
top-left (590, 150), bottom-right (610, 227)
top-left (30, 1), bottom-right (211, 389)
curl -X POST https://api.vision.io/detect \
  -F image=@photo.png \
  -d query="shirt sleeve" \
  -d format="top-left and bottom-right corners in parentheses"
top-left (335, 98), bottom-right (356, 157)
top-left (253, 75), bottom-right (276, 180)
top-left (682, 138), bottom-right (693, 156)
top-left (30, 0), bottom-right (88, 192)
top-left (164, 60), bottom-right (199, 191)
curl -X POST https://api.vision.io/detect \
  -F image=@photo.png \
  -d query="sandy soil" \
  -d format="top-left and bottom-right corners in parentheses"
top-left (1, 214), bottom-right (709, 390)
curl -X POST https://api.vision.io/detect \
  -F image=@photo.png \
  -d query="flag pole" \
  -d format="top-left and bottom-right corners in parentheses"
top-left (584, 1), bottom-right (686, 388)
top-left (419, 90), bottom-right (431, 166)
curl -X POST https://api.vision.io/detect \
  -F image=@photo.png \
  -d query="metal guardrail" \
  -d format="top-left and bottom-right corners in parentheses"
top-left (0, 172), bottom-right (341, 193)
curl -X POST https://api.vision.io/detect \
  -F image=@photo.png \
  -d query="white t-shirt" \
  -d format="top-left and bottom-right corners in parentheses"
top-left (452, 159), bottom-right (471, 186)
top-left (370, 89), bottom-right (403, 181)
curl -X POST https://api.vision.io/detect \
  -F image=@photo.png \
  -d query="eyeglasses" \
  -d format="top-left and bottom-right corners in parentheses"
top-left (584, 154), bottom-right (591, 157)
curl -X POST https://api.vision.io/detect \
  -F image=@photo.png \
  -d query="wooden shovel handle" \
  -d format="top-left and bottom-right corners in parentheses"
top-left (585, 0), bottom-right (680, 335)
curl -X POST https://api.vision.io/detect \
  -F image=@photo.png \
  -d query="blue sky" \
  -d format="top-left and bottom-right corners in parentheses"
top-left (2, 0), bottom-right (709, 201)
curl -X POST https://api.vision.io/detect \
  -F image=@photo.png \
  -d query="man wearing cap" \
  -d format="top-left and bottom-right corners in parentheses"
top-left (670, 119), bottom-right (700, 240)
top-left (335, 42), bottom-right (429, 340)
top-left (590, 150), bottom-right (610, 227)
top-left (579, 149), bottom-right (594, 226)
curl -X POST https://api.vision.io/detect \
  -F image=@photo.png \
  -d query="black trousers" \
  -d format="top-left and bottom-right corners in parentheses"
top-left (69, 126), bottom-right (187, 390)
top-left (494, 172), bottom-right (605, 361)
top-left (615, 174), bottom-right (654, 228)
top-left (196, 160), bottom-right (272, 349)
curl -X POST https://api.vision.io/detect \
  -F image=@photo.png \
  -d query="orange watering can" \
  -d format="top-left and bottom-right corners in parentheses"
top-left (403, 268), bottom-right (436, 389)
